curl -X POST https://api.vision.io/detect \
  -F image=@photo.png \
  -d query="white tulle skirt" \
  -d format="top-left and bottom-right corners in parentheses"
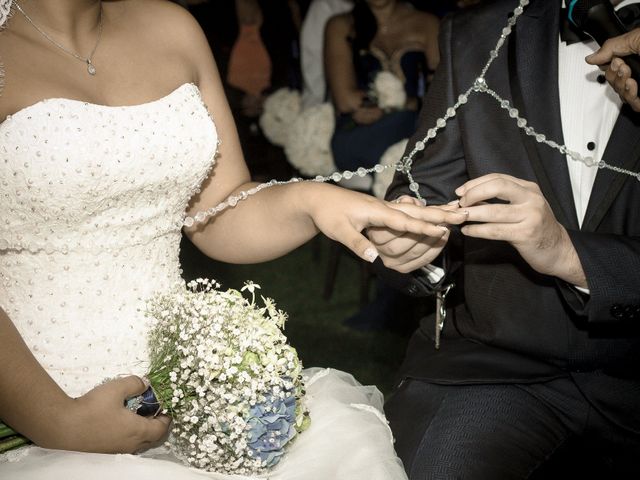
top-left (0, 369), bottom-right (408, 480)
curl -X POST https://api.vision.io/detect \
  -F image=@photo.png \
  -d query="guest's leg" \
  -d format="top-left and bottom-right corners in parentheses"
top-left (385, 378), bottom-right (587, 479)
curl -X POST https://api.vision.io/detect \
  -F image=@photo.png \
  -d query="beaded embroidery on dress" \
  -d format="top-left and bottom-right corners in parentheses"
top-left (0, 83), bottom-right (407, 479)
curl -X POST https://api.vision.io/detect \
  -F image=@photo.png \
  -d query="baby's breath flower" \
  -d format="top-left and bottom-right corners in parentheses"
top-left (143, 279), bottom-right (309, 474)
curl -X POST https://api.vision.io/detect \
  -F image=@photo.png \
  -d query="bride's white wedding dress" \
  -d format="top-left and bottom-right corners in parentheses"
top-left (0, 83), bottom-right (407, 480)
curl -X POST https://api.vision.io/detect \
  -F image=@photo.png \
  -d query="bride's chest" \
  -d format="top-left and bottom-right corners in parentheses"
top-left (0, 84), bottom-right (218, 224)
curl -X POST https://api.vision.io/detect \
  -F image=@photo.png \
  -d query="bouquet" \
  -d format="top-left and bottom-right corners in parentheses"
top-left (135, 279), bottom-right (310, 474)
top-left (370, 71), bottom-right (407, 111)
top-left (259, 88), bottom-right (302, 147)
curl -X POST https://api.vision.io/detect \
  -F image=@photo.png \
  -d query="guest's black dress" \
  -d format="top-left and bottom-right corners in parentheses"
top-left (331, 45), bottom-right (428, 172)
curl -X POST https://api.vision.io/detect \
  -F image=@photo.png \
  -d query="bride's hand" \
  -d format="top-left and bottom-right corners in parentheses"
top-left (60, 376), bottom-right (170, 454)
top-left (306, 186), bottom-right (467, 266)
top-left (368, 196), bottom-right (467, 273)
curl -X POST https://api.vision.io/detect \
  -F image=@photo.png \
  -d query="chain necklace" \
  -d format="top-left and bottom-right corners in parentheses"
top-left (14, 2), bottom-right (103, 76)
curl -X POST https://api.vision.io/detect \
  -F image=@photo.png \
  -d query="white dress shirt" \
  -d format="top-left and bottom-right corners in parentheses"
top-left (300, 0), bottom-right (353, 108)
top-left (558, 1), bottom-right (639, 226)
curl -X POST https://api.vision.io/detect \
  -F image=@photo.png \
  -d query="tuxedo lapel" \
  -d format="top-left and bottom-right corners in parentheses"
top-left (508, 0), bottom-right (580, 230)
top-left (581, 106), bottom-right (640, 232)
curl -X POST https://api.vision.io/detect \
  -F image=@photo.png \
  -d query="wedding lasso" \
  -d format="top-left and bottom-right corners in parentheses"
top-left (182, 0), bottom-right (640, 229)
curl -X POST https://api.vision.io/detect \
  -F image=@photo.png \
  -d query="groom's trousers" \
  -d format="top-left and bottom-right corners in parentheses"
top-left (384, 376), bottom-right (640, 479)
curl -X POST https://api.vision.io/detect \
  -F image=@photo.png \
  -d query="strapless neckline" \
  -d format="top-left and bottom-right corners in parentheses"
top-left (0, 82), bottom-right (199, 128)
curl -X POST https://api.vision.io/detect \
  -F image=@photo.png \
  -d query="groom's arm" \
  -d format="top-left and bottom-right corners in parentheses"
top-left (372, 15), bottom-right (468, 296)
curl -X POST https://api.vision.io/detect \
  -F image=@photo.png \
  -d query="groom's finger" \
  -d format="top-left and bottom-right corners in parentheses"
top-left (379, 241), bottom-right (431, 263)
top-left (377, 233), bottom-right (444, 259)
top-left (367, 226), bottom-right (405, 246)
top-left (380, 234), bottom-right (449, 274)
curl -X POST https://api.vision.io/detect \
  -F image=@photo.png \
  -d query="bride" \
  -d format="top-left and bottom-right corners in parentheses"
top-left (0, 1), bottom-right (464, 478)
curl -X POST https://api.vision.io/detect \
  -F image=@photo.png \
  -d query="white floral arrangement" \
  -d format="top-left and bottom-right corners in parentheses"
top-left (370, 71), bottom-right (407, 111)
top-left (372, 139), bottom-right (409, 199)
top-left (259, 88), bottom-right (302, 147)
top-left (136, 279), bottom-right (309, 475)
top-left (283, 102), bottom-right (337, 177)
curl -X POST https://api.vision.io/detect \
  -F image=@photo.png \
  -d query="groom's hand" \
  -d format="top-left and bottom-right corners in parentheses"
top-left (457, 174), bottom-right (587, 288)
top-left (367, 196), bottom-right (466, 273)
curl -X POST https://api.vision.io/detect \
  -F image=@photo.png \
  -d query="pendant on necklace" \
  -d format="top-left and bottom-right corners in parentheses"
top-left (87, 60), bottom-right (96, 76)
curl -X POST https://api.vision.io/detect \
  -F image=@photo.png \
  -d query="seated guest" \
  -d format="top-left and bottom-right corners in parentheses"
top-left (300, 0), bottom-right (354, 107)
top-left (325, 0), bottom-right (439, 172)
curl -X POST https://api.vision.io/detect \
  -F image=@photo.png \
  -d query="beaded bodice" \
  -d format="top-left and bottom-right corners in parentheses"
top-left (0, 83), bottom-right (218, 396)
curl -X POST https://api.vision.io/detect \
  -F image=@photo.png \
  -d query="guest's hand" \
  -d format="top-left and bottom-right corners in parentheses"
top-left (586, 28), bottom-right (640, 112)
top-left (367, 195), bottom-right (467, 273)
top-left (61, 376), bottom-right (170, 454)
top-left (352, 105), bottom-right (384, 125)
top-left (457, 174), bottom-right (587, 288)
top-left (306, 186), bottom-right (467, 268)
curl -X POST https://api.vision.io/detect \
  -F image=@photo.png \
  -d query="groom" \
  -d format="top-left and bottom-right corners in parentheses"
top-left (370, 0), bottom-right (640, 477)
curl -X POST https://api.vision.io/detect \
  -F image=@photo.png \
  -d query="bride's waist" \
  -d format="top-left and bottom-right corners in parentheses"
top-left (0, 244), bottom-right (183, 323)
top-left (0, 218), bottom-right (183, 255)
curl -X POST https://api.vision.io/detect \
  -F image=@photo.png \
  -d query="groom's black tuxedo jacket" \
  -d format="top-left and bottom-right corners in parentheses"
top-left (384, 0), bottom-right (640, 433)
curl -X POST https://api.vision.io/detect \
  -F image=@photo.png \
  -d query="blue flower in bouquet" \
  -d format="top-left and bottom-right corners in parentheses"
top-left (246, 393), bottom-right (298, 467)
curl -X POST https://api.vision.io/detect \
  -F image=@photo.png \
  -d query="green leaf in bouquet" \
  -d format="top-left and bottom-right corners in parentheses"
top-left (0, 434), bottom-right (30, 453)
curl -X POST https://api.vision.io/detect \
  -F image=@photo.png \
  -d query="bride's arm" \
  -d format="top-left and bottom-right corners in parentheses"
top-left (0, 308), bottom-right (169, 453)
top-left (173, 9), bottom-right (465, 264)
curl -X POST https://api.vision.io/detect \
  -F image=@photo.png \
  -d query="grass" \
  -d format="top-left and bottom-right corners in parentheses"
top-left (180, 234), bottom-right (419, 395)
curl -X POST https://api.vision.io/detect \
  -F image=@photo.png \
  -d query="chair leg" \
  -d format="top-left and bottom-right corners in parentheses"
top-left (323, 241), bottom-right (342, 301)
top-left (360, 261), bottom-right (373, 307)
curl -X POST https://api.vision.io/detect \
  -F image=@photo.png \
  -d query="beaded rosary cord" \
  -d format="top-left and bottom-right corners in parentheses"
top-left (182, 0), bottom-right (640, 229)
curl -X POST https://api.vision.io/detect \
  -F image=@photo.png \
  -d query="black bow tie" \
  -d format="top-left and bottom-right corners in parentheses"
top-left (561, 3), bottom-right (640, 46)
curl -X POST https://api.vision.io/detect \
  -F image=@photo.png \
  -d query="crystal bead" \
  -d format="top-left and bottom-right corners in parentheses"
top-left (374, 164), bottom-right (384, 173)
top-left (436, 118), bottom-right (447, 128)
top-left (228, 197), bottom-right (238, 207)
top-left (183, 217), bottom-right (195, 228)
top-left (427, 129), bottom-right (437, 139)
top-left (331, 172), bottom-right (342, 182)
top-left (415, 141), bottom-right (425, 151)
top-left (446, 108), bottom-right (456, 118)
top-left (409, 182), bottom-right (420, 193)
top-left (509, 108), bottom-right (519, 118)
top-left (343, 171), bottom-right (353, 180)
top-left (535, 134), bottom-right (546, 143)
top-left (194, 212), bottom-right (206, 223)
top-left (458, 94), bottom-right (468, 104)
top-left (356, 167), bottom-right (367, 177)
top-left (517, 118), bottom-right (527, 128)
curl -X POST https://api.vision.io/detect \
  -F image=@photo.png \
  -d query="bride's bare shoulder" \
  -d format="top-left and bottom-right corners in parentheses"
top-left (114, 0), bottom-right (211, 58)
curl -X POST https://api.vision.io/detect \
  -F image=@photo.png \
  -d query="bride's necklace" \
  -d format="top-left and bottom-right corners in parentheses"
top-left (14, 2), bottom-right (103, 76)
